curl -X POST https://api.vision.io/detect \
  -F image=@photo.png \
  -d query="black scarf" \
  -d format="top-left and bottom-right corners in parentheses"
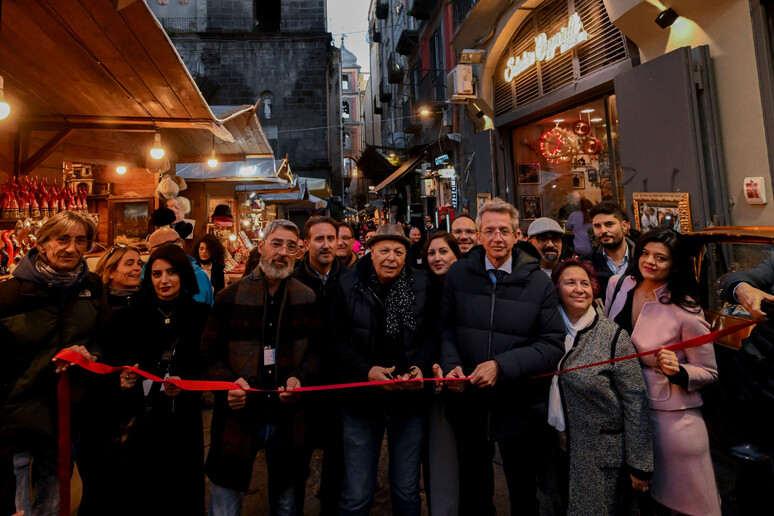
top-left (370, 265), bottom-right (417, 337)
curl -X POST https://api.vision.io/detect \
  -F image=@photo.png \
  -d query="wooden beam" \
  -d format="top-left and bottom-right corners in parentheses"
top-left (21, 129), bottom-right (72, 175)
top-left (12, 130), bottom-right (29, 178)
top-left (112, 0), bottom-right (141, 13)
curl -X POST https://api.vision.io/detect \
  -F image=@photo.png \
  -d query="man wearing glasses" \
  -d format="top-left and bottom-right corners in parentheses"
top-left (526, 217), bottom-right (565, 277)
top-left (450, 215), bottom-right (479, 255)
top-left (335, 222), bottom-right (358, 268)
top-left (145, 227), bottom-right (213, 306)
top-left (0, 211), bottom-right (105, 516)
top-left (202, 219), bottom-right (319, 516)
top-left (439, 198), bottom-right (565, 516)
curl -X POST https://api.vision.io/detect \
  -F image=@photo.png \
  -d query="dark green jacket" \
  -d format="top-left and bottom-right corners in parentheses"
top-left (0, 251), bottom-right (106, 445)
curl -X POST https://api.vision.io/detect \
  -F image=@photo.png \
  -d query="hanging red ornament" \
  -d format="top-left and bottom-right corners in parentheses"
top-left (572, 119), bottom-right (591, 137)
top-left (539, 127), bottom-right (575, 159)
top-left (582, 137), bottom-right (602, 155)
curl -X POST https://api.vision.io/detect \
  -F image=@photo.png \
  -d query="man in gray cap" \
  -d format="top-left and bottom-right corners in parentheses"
top-left (527, 217), bottom-right (564, 277)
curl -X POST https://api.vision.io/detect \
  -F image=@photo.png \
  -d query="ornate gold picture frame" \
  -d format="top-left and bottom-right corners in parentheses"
top-left (632, 192), bottom-right (691, 234)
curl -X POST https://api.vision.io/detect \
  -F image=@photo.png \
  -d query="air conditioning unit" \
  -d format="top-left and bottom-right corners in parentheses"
top-left (448, 64), bottom-right (474, 97)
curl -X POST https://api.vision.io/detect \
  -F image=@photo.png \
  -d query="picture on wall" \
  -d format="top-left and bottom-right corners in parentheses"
top-left (632, 192), bottom-right (691, 233)
top-left (517, 163), bottom-right (540, 185)
top-left (109, 197), bottom-right (153, 245)
top-left (571, 172), bottom-right (585, 189)
top-left (520, 195), bottom-right (542, 220)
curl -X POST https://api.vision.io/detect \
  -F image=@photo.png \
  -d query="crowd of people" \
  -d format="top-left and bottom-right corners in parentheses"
top-left (1, 194), bottom-right (749, 516)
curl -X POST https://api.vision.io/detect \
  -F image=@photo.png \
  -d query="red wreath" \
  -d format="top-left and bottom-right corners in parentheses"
top-left (539, 127), bottom-right (574, 159)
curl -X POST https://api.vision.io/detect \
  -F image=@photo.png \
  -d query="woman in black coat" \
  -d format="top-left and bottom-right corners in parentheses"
top-left (192, 233), bottom-right (227, 294)
top-left (108, 245), bottom-right (210, 515)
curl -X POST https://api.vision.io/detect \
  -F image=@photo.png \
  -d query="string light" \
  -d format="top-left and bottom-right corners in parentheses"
top-left (116, 165), bottom-right (127, 175)
top-left (207, 134), bottom-right (218, 168)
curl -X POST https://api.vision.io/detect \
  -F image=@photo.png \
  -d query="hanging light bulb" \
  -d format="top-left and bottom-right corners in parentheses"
top-left (150, 131), bottom-right (165, 160)
top-left (207, 134), bottom-right (218, 168)
top-left (116, 165), bottom-right (127, 175)
top-left (207, 149), bottom-right (218, 168)
top-left (0, 76), bottom-right (11, 121)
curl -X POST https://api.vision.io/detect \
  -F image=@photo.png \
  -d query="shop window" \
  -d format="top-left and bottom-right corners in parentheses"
top-left (255, 0), bottom-right (281, 32)
top-left (510, 96), bottom-right (623, 228)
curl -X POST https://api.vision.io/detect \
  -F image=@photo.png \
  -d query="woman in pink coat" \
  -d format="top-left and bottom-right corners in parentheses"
top-left (604, 227), bottom-right (720, 515)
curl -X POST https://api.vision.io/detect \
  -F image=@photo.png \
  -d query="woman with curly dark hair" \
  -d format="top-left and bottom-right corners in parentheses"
top-left (604, 227), bottom-right (720, 515)
top-left (192, 233), bottom-right (226, 294)
top-left (108, 245), bottom-right (209, 515)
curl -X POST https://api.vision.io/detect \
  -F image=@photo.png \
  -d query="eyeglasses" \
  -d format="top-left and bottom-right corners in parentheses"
top-left (268, 240), bottom-right (299, 253)
top-left (452, 229), bottom-right (477, 236)
top-left (481, 228), bottom-right (513, 238)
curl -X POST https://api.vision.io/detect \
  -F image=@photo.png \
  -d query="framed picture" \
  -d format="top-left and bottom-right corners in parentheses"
top-left (632, 192), bottom-right (691, 233)
top-left (586, 168), bottom-right (598, 183)
top-left (520, 195), bottom-right (542, 220)
top-left (571, 171), bottom-right (585, 189)
top-left (599, 167), bottom-right (611, 178)
top-left (108, 197), bottom-right (154, 245)
top-left (517, 163), bottom-right (540, 185)
top-left (476, 193), bottom-right (491, 212)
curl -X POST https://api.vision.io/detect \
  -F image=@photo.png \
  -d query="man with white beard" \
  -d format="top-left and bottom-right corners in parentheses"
top-left (202, 219), bottom-right (320, 516)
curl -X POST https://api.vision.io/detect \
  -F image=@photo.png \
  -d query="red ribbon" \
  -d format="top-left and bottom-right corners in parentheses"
top-left (531, 317), bottom-right (762, 379)
top-left (54, 316), bottom-right (760, 515)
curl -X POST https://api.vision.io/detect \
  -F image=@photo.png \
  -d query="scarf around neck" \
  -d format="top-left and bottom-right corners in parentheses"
top-left (35, 254), bottom-right (85, 289)
top-left (370, 265), bottom-right (417, 337)
top-left (547, 305), bottom-right (596, 432)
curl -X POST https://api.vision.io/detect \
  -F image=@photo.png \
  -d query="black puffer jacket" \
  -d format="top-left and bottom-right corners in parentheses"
top-left (329, 253), bottom-right (434, 414)
top-left (439, 243), bottom-right (565, 439)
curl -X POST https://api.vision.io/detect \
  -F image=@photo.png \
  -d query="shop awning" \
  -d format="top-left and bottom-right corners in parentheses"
top-left (356, 146), bottom-right (396, 182)
top-left (298, 177), bottom-right (333, 198)
top-left (0, 0), bottom-right (273, 173)
top-left (373, 153), bottom-right (426, 191)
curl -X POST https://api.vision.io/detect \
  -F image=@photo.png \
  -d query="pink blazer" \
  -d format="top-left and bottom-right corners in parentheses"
top-left (604, 275), bottom-right (717, 411)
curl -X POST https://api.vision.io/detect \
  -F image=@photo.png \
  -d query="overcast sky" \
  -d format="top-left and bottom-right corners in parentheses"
top-left (328, 0), bottom-right (370, 75)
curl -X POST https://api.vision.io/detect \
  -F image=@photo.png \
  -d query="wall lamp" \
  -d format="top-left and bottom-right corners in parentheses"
top-left (655, 8), bottom-right (678, 29)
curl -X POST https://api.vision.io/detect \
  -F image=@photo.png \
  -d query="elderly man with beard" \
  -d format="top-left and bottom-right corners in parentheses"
top-left (201, 219), bottom-right (320, 516)
top-left (0, 211), bottom-right (105, 516)
top-left (527, 217), bottom-right (564, 277)
top-left (451, 215), bottom-right (478, 256)
top-left (585, 201), bottom-right (635, 301)
top-left (331, 224), bottom-right (434, 516)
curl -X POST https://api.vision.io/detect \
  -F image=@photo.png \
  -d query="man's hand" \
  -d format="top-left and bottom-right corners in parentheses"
top-left (469, 360), bottom-right (500, 388)
top-left (735, 283), bottom-right (774, 318)
top-left (279, 376), bottom-right (302, 403)
top-left (397, 366), bottom-right (423, 392)
top-left (368, 365), bottom-right (400, 391)
top-left (227, 377), bottom-right (250, 409)
top-left (445, 365), bottom-right (467, 393)
top-left (120, 364), bottom-right (139, 390)
top-left (53, 345), bottom-right (96, 373)
top-left (432, 363), bottom-right (445, 393)
top-left (164, 376), bottom-right (182, 397)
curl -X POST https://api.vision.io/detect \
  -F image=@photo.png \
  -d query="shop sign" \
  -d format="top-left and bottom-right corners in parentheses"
top-left (504, 12), bottom-right (588, 83)
top-left (438, 167), bottom-right (456, 179)
top-left (451, 176), bottom-right (457, 208)
top-left (435, 154), bottom-right (449, 166)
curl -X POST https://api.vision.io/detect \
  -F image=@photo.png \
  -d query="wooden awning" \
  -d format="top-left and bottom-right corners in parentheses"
top-left (0, 0), bottom-right (272, 174)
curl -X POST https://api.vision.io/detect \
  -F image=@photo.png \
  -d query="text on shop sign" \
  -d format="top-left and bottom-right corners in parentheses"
top-left (504, 12), bottom-right (588, 83)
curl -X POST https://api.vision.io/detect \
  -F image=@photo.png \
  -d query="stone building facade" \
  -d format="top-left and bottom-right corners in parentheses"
top-left (149, 0), bottom-right (342, 186)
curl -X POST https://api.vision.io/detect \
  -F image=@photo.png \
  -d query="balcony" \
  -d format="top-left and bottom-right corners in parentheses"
top-left (375, 2), bottom-right (389, 20)
top-left (410, 0), bottom-right (438, 20)
top-left (396, 29), bottom-right (419, 56)
top-left (379, 78), bottom-right (392, 103)
top-left (453, 0), bottom-right (479, 28)
top-left (388, 53), bottom-right (404, 84)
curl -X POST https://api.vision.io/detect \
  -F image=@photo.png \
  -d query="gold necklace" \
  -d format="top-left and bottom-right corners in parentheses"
top-left (157, 306), bottom-right (176, 325)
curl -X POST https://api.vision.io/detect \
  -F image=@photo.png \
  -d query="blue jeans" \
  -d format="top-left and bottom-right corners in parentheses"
top-left (340, 409), bottom-right (423, 516)
top-left (208, 423), bottom-right (302, 516)
top-left (13, 449), bottom-right (59, 516)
